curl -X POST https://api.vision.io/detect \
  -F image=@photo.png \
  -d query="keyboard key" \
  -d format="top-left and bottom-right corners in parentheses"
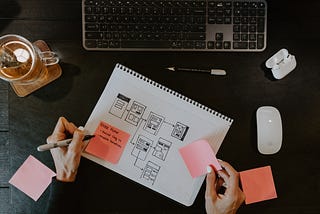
top-left (223, 41), bottom-right (231, 49)
top-left (171, 41), bottom-right (182, 49)
top-left (249, 33), bottom-right (257, 41)
top-left (184, 33), bottom-right (206, 40)
top-left (233, 33), bottom-right (240, 41)
top-left (215, 41), bottom-right (223, 49)
top-left (121, 41), bottom-right (172, 48)
top-left (257, 17), bottom-right (265, 32)
top-left (208, 17), bottom-right (216, 24)
top-left (257, 34), bottom-right (265, 49)
top-left (85, 6), bottom-right (93, 14)
top-left (85, 15), bottom-right (97, 22)
top-left (241, 25), bottom-right (249, 32)
top-left (85, 40), bottom-right (97, 48)
top-left (109, 41), bottom-right (120, 48)
top-left (215, 33), bottom-right (223, 41)
top-left (258, 2), bottom-right (266, 8)
top-left (97, 40), bottom-right (109, 48)
top-left (85, 23), bottom-right (99, 31)
top-left (195, 41), bottom-right (206, 49)
top-left (233, 25), bottom-right (241, 32)
top-left (249, 25), bottom-right (257, 33)
top-left (207, 41), bottom-right (215, 49)
top-left (241, 34), bottom-right (248, 41)
top-left (85, 32), bottom-right (103, 39)
top-left (249, 42), bottom-right (256, 49)
top-left (233, 42), bottom-right (248, 49)
top-left (183, 41), bottom-right (195, 49)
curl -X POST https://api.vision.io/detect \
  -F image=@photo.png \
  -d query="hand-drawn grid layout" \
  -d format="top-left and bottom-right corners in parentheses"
top-left (109, 93), bottom-right (189, 185)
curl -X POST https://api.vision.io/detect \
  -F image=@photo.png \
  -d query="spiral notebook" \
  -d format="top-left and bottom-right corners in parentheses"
top-left (82, 63), bottom-right (233, 206)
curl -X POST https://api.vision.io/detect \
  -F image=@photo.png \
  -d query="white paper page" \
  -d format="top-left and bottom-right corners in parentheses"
top-left (83, 64), bottom-right (232, 206)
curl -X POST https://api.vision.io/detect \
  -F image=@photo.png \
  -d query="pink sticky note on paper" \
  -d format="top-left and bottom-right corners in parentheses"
top-left (179, 139), bottom-right (222, 178)
top-left (9, 155), bottom-right (56, 201)
top-left (85, 121), bottom-right (130, 164)
top-left (240, 166), bottom-right (277, 204)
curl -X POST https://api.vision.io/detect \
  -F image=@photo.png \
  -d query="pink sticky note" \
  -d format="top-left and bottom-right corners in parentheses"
top-left (9, 155), bottom-right (56, 201)
top-left (240, 166), bottom-right (277, 204)
top-left (179, 139), bottom-right (222, 178)
top-left (85, 121), bottom-right (130, 164)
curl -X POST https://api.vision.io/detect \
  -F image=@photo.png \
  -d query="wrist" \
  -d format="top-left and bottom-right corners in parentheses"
top-left (56, 169), bottom-right (77, 182)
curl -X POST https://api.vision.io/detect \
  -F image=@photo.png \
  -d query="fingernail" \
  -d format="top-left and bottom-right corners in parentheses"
top-left (222, 182), bottom-right (228, 188)
top-left (206, 166), bottom-right (212, 173)
top-left (78, 126), bottom-right (84, 131)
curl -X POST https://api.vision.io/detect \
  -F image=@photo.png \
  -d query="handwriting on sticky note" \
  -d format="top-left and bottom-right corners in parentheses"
top-left (240, 166), bottom-right (277, 204)
top-left (9, 155), bottom-right (56, 201)
top-left (85, 121), bottom-right (130, 164)
top-left (179, 139), bottom-right (222, 178)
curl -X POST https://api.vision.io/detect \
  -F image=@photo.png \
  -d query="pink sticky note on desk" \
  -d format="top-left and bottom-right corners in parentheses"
top-left (9, 155), bottom-right (56, 201)
top-left (179, 139), bottom-right (222, 178)
top-left (240, 166), bottom-right (277, 204)
top-left (85, 121), bottom-right (130, 164)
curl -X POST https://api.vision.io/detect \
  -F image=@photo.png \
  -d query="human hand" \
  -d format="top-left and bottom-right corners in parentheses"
top-left (205, 160), bottom-right (245, 214)
top-left (47, 117), bottom-right (85, 182)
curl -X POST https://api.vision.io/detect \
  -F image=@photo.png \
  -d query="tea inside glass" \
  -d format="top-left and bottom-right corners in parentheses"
top-left (0, 34), bottom-right (48, 85)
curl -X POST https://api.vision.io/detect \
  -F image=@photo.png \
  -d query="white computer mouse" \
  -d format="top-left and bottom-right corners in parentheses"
top-left (256, 106), bottom-right (282, 155)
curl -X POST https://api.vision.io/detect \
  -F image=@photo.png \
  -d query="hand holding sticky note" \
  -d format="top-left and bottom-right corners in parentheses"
top-left (179, 139), bottom-right (278, 205)
top-left (179, 139), bottom-right (221, 178)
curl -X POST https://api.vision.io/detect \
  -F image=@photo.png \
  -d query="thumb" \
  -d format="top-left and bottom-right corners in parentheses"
top-left (205, 166), bottom-right (218, 200)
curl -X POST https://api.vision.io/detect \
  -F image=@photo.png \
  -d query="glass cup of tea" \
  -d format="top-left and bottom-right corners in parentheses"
top-left (0, 34), bottom-right (59, 85)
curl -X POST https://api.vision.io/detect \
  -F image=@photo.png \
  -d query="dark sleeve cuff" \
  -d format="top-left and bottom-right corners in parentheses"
top-left (46, 177), bottom-right (80, 214)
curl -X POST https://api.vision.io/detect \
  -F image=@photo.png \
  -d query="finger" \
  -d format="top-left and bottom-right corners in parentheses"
top-left (52, 117), bottom-right (67, 134)
top-left (68, 129), bottom-right (85, 154)
top-left (46, 131), bottom-right (65, 144)
top-left (218, 161), bottom-right (240, 196)
top-left (219, 160), bottom-right (239, 186)
top-left (205, 166), bottom-right (218, 200)
top-left (61, 118), bottom-right (77, 136)
top-left (217, 169), bottom-right (230, 188)
top-left (216, 175), bottom-right (225, 188)
top-left (53, 117), bottom-right (77, 137)
top-left (48, 117), bottom-right (76, 143)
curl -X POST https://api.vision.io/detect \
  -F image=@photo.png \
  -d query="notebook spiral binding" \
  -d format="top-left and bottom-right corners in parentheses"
top-left (116, 64), bottom-right (233, 123)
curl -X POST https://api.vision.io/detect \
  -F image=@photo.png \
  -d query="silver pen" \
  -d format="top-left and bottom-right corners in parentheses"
top-left (166, 67), bottom-right (226, 75)
top-left (37, 135), bottom-right (95, 152)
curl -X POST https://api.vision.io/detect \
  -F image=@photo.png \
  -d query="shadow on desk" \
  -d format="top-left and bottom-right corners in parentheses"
top-left (260, 62), bottom-right (277, 81)
top-left (74, 158), bottom-right (205, 213)
top-left (0, 1), bottom-right (20, 31)
top-left (33, 62), bottom-right (80, 101)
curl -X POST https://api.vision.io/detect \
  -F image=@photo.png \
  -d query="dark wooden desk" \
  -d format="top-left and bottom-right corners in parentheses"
top-left (1, 0), bottom-right (320, 213)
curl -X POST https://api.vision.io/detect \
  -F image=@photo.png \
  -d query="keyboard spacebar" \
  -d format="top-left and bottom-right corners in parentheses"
top-left (121, 41), bottom-right (172, 48)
